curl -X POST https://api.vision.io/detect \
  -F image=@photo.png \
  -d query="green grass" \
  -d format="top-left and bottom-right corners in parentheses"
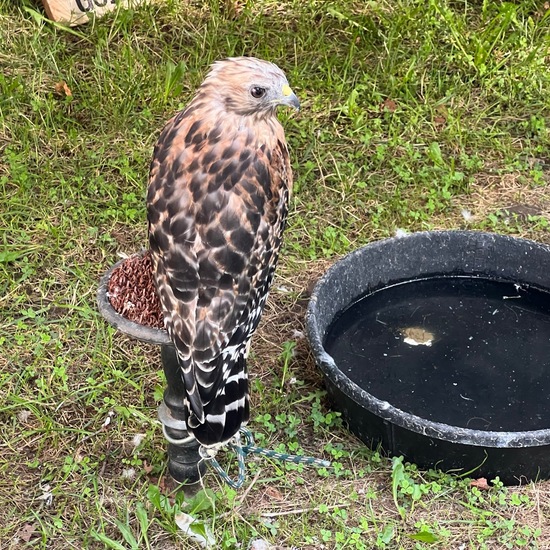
top-left (1, 0), bottom-right (550, 548)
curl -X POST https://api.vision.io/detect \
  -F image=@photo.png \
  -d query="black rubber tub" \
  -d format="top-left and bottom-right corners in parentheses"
top-left (306, 230), bottom-right (550, 484)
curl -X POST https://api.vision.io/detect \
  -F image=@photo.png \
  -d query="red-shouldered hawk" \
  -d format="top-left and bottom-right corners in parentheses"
top-left (147, 57), bottom-right (299, 448)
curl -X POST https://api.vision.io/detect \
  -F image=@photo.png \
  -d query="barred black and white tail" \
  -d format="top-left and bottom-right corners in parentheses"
top-left (183, 354), bottom-right (250, 447)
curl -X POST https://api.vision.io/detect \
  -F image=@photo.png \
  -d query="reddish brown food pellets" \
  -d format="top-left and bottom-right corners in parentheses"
top-left (108, 251), bottom-right (165, 329)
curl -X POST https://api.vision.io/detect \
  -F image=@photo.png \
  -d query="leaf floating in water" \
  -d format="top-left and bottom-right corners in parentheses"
top-left (401, 326), bottom-right (435, 347)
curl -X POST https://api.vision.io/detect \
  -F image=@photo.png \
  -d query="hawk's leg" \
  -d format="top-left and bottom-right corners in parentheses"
top-left (158, 344), bottom-right (206, 483)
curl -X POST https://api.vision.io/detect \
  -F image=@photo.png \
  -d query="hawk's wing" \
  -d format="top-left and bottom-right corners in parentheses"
top-left (147, 109), bottom-right (291, 443)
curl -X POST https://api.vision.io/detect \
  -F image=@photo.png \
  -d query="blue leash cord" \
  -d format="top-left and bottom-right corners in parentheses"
top-left (201, 427), bottom-right (331, 489)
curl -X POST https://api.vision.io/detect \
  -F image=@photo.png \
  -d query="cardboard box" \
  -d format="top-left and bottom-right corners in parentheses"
top-left (41, 0), bottom-right (145, 26)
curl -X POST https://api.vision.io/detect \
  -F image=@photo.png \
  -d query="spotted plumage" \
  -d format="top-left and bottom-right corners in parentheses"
top-left (147, 57), bottom-right (299, 448)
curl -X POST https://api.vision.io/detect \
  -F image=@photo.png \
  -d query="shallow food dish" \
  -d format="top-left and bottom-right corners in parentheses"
top-left (306, 230), bottom-right (550, 484)
top-left (97, 256), bottom-right (170, 346)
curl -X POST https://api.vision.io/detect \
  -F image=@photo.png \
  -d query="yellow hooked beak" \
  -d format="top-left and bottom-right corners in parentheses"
top-left (281, 84), bottom-right (300, 110)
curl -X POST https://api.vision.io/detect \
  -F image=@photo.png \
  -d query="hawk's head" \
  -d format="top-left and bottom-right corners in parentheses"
top-left (200, 57), bottom-right (300, 117)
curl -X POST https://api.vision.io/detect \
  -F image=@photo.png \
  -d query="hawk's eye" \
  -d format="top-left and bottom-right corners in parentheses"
top-left (250, 86), bottom-right (266, 99)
